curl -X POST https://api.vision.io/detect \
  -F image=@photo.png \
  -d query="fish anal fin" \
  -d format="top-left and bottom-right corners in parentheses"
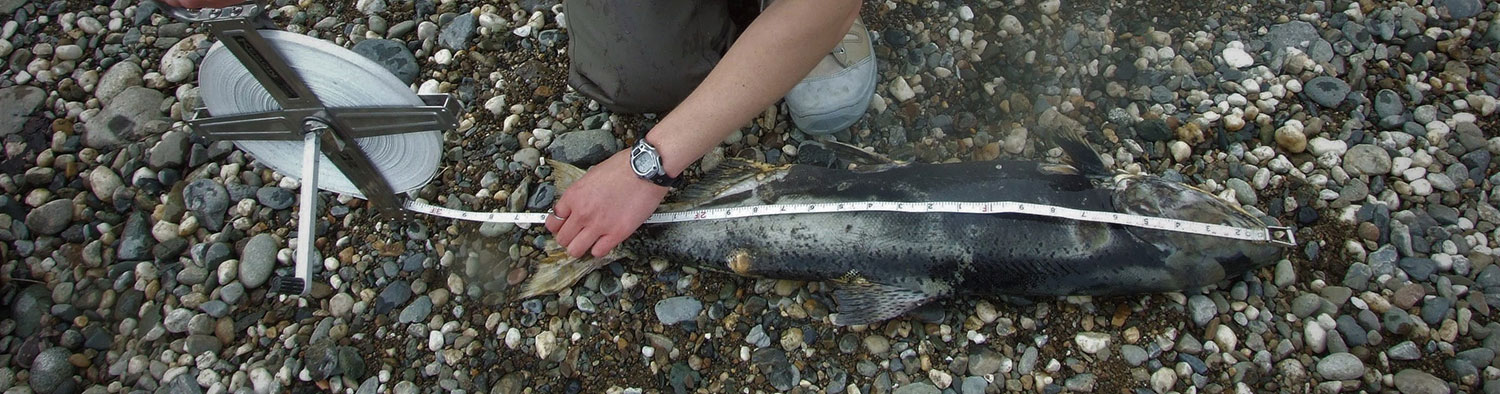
top-left (830, 279), bottom-right (936, 326)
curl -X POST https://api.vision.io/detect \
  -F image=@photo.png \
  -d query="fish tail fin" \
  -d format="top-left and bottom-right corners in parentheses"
top-left (830, 278), bottom-right (936, 326)
top-left (546, 159), bottom-right (588, 193)
top-left (518, 250), bottom-right (624, 299)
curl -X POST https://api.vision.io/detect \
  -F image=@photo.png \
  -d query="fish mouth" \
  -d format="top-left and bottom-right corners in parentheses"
top-left (1112, 175), bottom-right (1285, 280)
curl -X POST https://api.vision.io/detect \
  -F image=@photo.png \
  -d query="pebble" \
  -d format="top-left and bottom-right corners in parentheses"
top-left (1395, 369), bottom-right (1450, 394)
top-left (25, 199), bottom-right (72, 235)
top-left (352, 39), bottom-right (419, 85)
top-left (438, 14), bottom-right (476, 50)
top-left (31, 347), bottom-right (74, 391)
top-left (1315, 352), bottom-right (1365, 380)
top-left (239, 234), bottom-right (277, 289)
top-left (1222, 46), bottom-right (1253, 68)
top-left (398, 296), bottom-right (433, 323)
top-left (546, 128), bottom-right (619, 166)
top-left (1075, 332), bottom-right (1110, 354)
top-left (1343, 144), bottom-right (1392, 176)
top-left (0, 85), bottom-right (41, 135)
top-left (654, 296), bottom-right (701, 325)
top-left (95, 61), bottom-right (143, 104)
top-left (183, 179), bottom-right (230, 231)
top-left (1305, 76), bottom-right (1350, 108)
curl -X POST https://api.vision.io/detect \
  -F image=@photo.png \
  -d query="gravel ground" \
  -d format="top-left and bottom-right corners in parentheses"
top-left (1, 0), bottom-right (1499, 392)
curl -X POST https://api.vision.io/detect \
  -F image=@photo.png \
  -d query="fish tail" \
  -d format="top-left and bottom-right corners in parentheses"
top-left (546, 159), bottom-right (588, 193)
top-left (518, 250), bottom-right (623, 299)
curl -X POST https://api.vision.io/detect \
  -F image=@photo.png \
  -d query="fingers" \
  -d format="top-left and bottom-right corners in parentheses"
top-left (545, 202), bottom-right (571, 233)
top-left (565, 227), bottom-right (600, 258)
top-left (590, 233), bottom-right (626, 259)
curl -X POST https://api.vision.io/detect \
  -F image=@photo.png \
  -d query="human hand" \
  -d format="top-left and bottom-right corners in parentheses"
top-left (545, 150), bottom-right (670, 258)
top-left (155, 0), bottom-right (245, 9)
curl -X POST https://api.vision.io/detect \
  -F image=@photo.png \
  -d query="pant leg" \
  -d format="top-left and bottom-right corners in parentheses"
top-left (564, 0), bottom-right (734, 114)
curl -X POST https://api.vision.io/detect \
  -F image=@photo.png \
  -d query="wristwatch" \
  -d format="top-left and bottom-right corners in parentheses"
top-left (629, 138), bottom-right (684, 188)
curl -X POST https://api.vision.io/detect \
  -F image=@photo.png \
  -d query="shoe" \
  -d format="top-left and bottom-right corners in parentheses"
top-left (784, 16), bottom-right (878, 136)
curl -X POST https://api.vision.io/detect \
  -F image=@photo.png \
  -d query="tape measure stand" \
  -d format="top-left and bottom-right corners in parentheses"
top-left (160, 1), bottom-right (463, 296)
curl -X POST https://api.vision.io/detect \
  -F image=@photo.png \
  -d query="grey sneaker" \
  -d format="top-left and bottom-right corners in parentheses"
top-left (784, 16), bottom-right (878, 136)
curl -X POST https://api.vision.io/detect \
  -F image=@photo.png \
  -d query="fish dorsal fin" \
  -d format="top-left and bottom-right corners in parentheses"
top-left (830, 276), bottom-right (936, 326)
top-left (1047, 131), bottom-right (1108, 178)
top-left (809, 140), bottom-right (901, 166)
top-left (663, 159), bottom-right (779, 209)
top-left (1038, 109), bottom-right (1109, 178)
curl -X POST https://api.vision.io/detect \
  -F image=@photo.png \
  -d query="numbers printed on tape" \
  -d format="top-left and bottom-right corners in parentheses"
top-left (402, 200), bottom-right (1296, 246)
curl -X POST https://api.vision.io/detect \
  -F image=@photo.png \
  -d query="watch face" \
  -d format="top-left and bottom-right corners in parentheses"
top-left (631, 151), bottom-right (656, 176)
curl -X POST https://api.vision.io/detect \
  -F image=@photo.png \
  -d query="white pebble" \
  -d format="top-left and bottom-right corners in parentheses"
top-left (1169, 140), bottom-right (1191, 162)
top-left (1222, 46), bottom-right (1254, 69)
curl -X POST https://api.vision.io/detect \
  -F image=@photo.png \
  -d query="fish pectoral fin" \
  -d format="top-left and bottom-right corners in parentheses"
top-left (830, 281), bottom-right (936, 326)
top-left (518, 250), bottom-right (626, 299)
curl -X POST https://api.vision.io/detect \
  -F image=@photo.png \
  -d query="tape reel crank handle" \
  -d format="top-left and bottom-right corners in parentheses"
top-left (270, 124), bottom-right (323, 295)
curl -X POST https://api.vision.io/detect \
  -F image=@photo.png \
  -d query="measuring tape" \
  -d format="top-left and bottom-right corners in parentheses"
top-left (403, 199), bottom-right (1297, 246)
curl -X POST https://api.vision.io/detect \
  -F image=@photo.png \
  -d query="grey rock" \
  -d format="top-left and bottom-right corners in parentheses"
top-left (398, 295), bottom-right (433, 323)
top-left (0, 0), bottom-right (25, 15)
top-left (375, 280), bottom-right (412, 314)
top-left (1400, 257), bottom-right (1437, 281)
top-left (239, 234), bottom-right (278, 289)
top-left (118, 213), bottom-right (153, 261)
top-left (960, 376), bottom-right (989, 394)
top-left (546, 129), bottom-right (620, 167)
top-left (1188, 294), bottom-right (1217, 326)
top-left (439, 14), bottom-right (476, 50)
top-left (969, 348), bottom-right (1004, 375)
top-left (351, 39), bottom-right (419, 85)
top-left (184, 334), bottom-right (222, 355)
top-left (1438, 0), bottom-right (1482, 19)
top-left (307, 342), bottom-right (366, 380)
top-left (220, 282), bottom-right (245, 304)
top-left (31, 347), bottom-right (75, 393)
top-left (165, 373), bottom-right (204, 394)
top-left (1121, 344), bottom-right (1149, 366)
top-left (745, 325), bottom-right (771, 348)
top-left (148, 129), bottom-right (190, 168)
top-left (1344, 144), bottom-right (1392, 176)
top-left (893, 382), bottom-right (940, 394)
top-left (96, 58), bottom-right (144, 103)
top-left (13, 285), bottom-right (51, 337)
top-left (752, 348), bottom-right (800, 391)
top-left (1266, 21), bottom-right (1325, 59)
top-left (1458, 348), bottom-right (1496, 370)
top-left (1292, 293), bottom-right (1325, 318)
top-left (654, 296), bottom-right (702, 325)
top-left (200, 300), bottom-right (229, 318)
top-left (1374, 89), bottom-right (1404, 119)
top-left (1065, 374), bottom-right (1096, 392)
top-left (184, 179), bottom-right (229, 231)
top-left (256, 187), bottom-right (295, 210)
top-left (1343, 263), bottom-right (1373, 290)
top-left (1395, 369), bottom-right (1450, 394)
top-left (0, 86), bottom-right (44, 137)
top-left (1305, 76), bottom-right (1350, 108)
top-left (25, 199), bottom-right (73, 235)
top-left (83, 86), bottom-right (169, 149)
top-left (1316, 352), bottom-right (1365, 380)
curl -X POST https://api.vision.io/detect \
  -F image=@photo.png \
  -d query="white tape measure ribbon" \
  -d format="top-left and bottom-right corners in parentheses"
top-left (403, 200), bottom-right (1296, 246)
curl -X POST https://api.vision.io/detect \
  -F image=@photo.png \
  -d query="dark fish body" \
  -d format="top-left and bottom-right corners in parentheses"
top-left (626, 159), bottom-right (1284, 325)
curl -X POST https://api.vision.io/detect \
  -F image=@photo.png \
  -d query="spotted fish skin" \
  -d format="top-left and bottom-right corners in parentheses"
top-left (626, 159), bottom-right (1284, 325)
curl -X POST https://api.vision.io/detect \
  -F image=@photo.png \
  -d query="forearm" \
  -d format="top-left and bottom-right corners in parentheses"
top-left (645, 0), bottom-right (861, 176)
